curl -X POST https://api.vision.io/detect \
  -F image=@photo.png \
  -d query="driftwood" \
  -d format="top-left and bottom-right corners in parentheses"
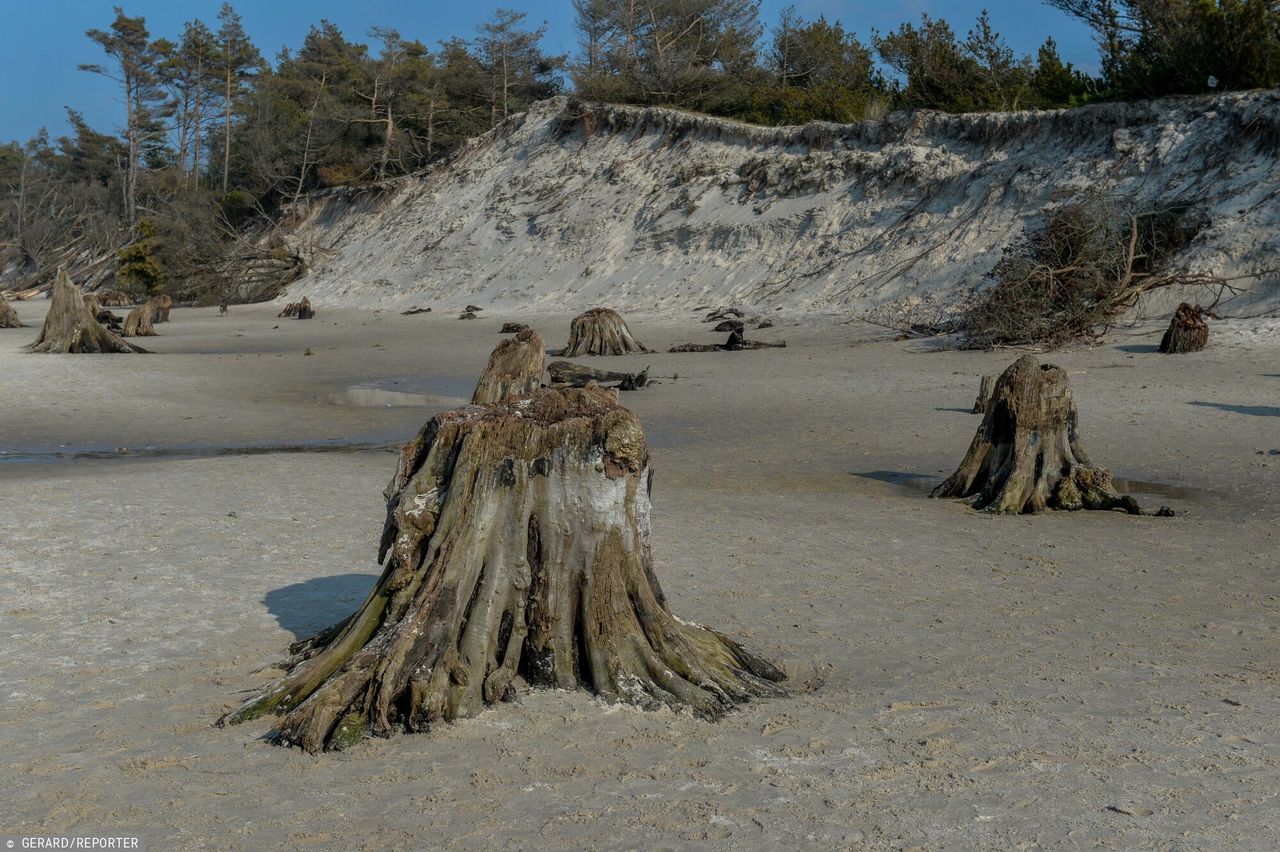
top-left (218, 385), bottom-right (784, 752)
top-left (151, 294), bottom-right (173, 323)
top-left (500, 322), bottom-right (530, 334)
top-left (562, 308), bottom-right (651, 356)
top-left (669, 330), bottom-right (787, 353)
top-left (547, 359), bottom-right (649, 391)
top-left (123, 301), bottom-right (158, 337)
top-left (973, 375), bottom-right (997, 414)
top-left (1158, 303), bottom-right (1208, 354)
top-left (0, 299), bottom-right (23, 328)
top-left (279, 298), bottom-right (315, 319)
top-left (932, 355), bottom-right (1167, 515)
top-left (703, 307), bottom-right (743, 322)
top-left (28, 268), bottom-right (145, 353)
top-left (401, 306), bottom-right (432, 315)
top-left (465, 304), bottom-right (483, 312)
top-left (471, 328), bottom-right (546, 404)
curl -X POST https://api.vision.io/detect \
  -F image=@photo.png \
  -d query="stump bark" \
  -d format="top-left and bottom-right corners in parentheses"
top-left (279, 298), bottom-right (314, 319)
top-left (932, 355), bottom-right (1148, 515)
top-left (972, 375), bottom-right (997, 414)
top-left (548, 359), bottom-right (649, 391)
top-left (562, 308), bottom-right (651, 356)
top-left (28, 268), bottom-right (145, 353)
top-left (1158, 303), bottom-right (1208, 354)
top-left (151, 294), bottom-right (173, 323)
top-left (123, 301), bottom-right (158, 337)
top-left (219, 385), bottom-right (783, 752)
top-left (0, 298), bottom-right (23, 328)
top-left (471, 328), bottom-right (547, 404)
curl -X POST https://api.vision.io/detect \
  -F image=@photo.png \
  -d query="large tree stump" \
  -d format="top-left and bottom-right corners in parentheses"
top-left (931, 355), bottom-right (1152, 515)
top-left (151, 293), bottom-right (173, 323)
top-left (1158, 303), bottom-right (1208, 354)
top-left (28, 268), bottom-right (145, 353)
top-left (562, 308), bottom-right (651, 356)
top-left (123, 301), bottom-right (158, 337)
top-left (0, 298), bottom-right (23, 328)
top-left (471, 327), bottom-right (546, 404)
top-left (219, 385), bottom-right (784, 752)
top-left (547, 359), bottom-right (648, 391)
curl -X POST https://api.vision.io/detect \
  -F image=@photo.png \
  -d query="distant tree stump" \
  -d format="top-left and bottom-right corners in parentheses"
top-left (459, 311), bottom-right (477, 320)
top-left (471, 328), bottom-right (546, 404)
top-left (151, 294), bottom-right (173, 323)
top-left (932, 355), bottom-right (1151, 514)
top-left (1158, 303), bottom-right (1208, 354)
top-left (562, 308), bottom-right (651, 356)
top-left (669, 330), bottom-right (786, 352)
top-left (279, 298), bottom-right (314, 319)
top-left (95, 290), bottom-right (132, 308)
top-left (123, 301), bottom-right (158, 337)
top-left (219, 385), bottom-right (784, 752)
top-left (500, 322), bottom-right (530, 334)
top-left (972, 374), bottom-right (997, 414)
top-left (28, 268), bottom-right (145, 353)
top-left (0, 298), bottom-right (23, 328)
top-left (548, 359), bottom-right (648, 391)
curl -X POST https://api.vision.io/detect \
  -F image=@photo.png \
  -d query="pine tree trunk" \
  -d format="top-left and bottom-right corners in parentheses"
top-left (471, 328), bottom-right (546, 404)
top-left (219, 385), bottom-right (784, 752)
top-left (932, 355), bottom-right (1146, 515)
top-left (561, 308), bottom-right (651, 356)
top-left (28, 268), bottom-right (145, 353)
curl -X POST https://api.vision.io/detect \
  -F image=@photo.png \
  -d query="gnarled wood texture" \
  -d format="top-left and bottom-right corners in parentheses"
top-left (548, 359), bottom-right (648, 391)
top-left (973, 374), bottom-right (997, 414)
top-left (1159, 303), bottom-right (1208, 354)
top-left (0, 298), bottom-right (23, 328)
top-left (932, 355), bottom-right (1148, 515)
top-left (151, 294), bottom-right (173, 323)
top-left (471, 328), bottom-right (547, 404)
top-left (123, 301), bottom-right (158, 337)
top-left (219, 385), bottom-right (784, 752)
top-left (28, 268), bottom-right (145, 353)
top-left (562, 308), bottom-right (651, 356)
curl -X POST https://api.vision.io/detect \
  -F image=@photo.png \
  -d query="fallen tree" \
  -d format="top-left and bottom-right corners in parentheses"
top-left (669, 329), bottom-right (786, 352)
top-left (561, 308), bottom-right (651, 356)
top-left (932, 355), bottom-right (1169, 515)
top-left (1159, 303), bottom-right (1209, 353)
top-left (218, 385), bottom-right (784, 751)
top-left (0, 299), bottom-right (23, 328)
top-left (547, 359), bottom-right (648, 390)
top-left (471, 328), bottom-right (546, 404)
top-left (28, 268), bottom-right (146, 353)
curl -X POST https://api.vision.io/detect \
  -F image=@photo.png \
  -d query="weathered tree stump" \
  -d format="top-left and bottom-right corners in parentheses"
top-left (279, 298), bottom-right (314, 319)
top-left (465, 304), bottom-right (483, 312)
top-left (500, 322), bottom-right (530, 334)
top-left (459, 311), bottom-right (477, 320)
top-left (123, 301), bottom-right (158, 337)
top-left (932, 355), bottom-right (1156, 514)
top-left (219, 385), bottom-right (783, 751)
top-left (151, 294), bottom-right (173, 323)
top-left (669, 330), bottom-right (786, 353)
top-left (471, 327), bottom-right (546, 404)
top-left (547, 359), bottom-right (648, 391)
top-left (84, 295), bottom-right (124, 332)
top-left (28, 268), bottom-right (145, 353)
top-left (714, 320), bottom-right (745, 333)
top-left (1158, 303), bottom-right (1208, 354)
top-left (0, 298), bottom-right (23, 328)
top-left (562, 308), bottom-right (651, 356)
top-left (972, 374), bottom-right (997, 414)
top-left (95, 290), bottom-right (132, 307)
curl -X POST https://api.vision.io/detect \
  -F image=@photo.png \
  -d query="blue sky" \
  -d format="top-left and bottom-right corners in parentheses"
top-left (0, 0), bottom-right (1097, 143)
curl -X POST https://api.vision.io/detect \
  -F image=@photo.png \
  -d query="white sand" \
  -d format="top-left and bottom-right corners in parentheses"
top-left (2, 301), bottom-right (1278, 849)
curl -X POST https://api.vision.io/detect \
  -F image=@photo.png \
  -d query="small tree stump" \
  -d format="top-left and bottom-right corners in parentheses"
top-left (279, 298), bottom-right (314, 319)
top-left (562, 308), bottom-right (651, 356)
top-left (500, 322), bottom-right (530, 334)
top-left (547, 359), bottom-right (648, 391)
top-left (123, 301), bottom-right (158, 337)
top-left (465, 304), bottom-right (483, 312)
top-left (932, 355), bottom-right (1155, 515)
top-left (972, 374), bottom-right (997, 414)
top-left (471, 328), bottom-right (546, 404)
top-left (219, 385), bottom-right (784, 751)
top-left (28, 268), bottom-right (145, 353)
top-left (1158, 303), bottom-right (1208, 354)
top-left (95, 290), bottom-right (132, 307)
top-left (0, 298), bottom-right (23, 328)
top-left (151, 294), bottom-right (173, 323)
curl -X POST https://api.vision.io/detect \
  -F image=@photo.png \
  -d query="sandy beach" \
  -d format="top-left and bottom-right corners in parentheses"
top-left (2, 300), bottom-right (1278, 849)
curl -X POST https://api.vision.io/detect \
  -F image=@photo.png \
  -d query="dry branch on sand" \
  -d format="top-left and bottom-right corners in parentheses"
top-left (28, 268), bottom-right (145, 353)
top-left (1159, 303), bottom-right (1209, 353)
top-left (561, 308), bottom-right (652, 356)
top-left (547, 359), bottom-right (649, 391)
top-left (932, 355), bottom-right (1170, 515)
top-left (123, 301), bottom-right (159, 337)
top-left (471, 328), bottom-right (547, 404)
top-left (278, 298), bottom-right (315, 319)
top-left (669, 329), bottom-right (786, 352)
top-left (0, 299), bottom-right (23, 328)
top-left (218, 385), bottom-right (784, 752)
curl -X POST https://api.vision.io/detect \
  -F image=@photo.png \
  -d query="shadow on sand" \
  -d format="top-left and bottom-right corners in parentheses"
top-left (1114, 343), bottom-right (1160, 353)
top-left (264, 573), bottom-right (378, 640)
top-left (1189, 401), bottom-right (1280, 418)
